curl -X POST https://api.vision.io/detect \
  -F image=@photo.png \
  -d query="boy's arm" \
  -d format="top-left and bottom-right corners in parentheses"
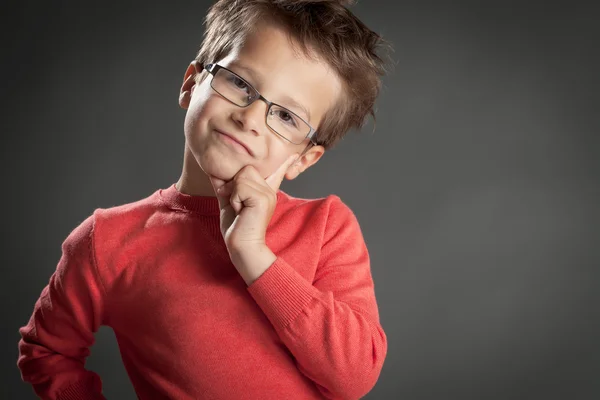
top-left (17, 213), bottom-right (107, 400)
top-left (247, 197), bottom-right (387, 400)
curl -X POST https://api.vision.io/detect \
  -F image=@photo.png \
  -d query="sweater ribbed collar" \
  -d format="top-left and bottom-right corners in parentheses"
top-left (158, 183), bottom-right (288, 216)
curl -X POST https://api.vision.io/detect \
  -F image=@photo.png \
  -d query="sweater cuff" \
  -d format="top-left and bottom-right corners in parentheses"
top-left (247, 257), bottom-right (321, 330)
top-left (57, 376), bottom-right (106, 400)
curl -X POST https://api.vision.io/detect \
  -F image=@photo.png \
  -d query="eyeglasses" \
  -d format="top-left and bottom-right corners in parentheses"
top-left (204, 63), bottom-right (318, 145)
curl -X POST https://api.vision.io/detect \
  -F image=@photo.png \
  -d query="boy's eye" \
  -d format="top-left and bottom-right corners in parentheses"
top-left (230, 76), bottom-right (249, 91)
top-left (274, 109), bottom-right (298, 127)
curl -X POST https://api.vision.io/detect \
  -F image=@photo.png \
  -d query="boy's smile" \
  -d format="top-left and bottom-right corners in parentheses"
top-left (215, 129), bottom-right (254, 156)
top-left (176, 21), bottom-right (342, 196)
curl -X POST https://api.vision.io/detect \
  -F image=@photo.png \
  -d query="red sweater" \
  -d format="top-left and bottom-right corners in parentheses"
top-left (17, 183), bottom-right (387, 400)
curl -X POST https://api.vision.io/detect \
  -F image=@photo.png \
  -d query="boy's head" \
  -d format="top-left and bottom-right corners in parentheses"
top-left (179, 0), bottom-right (389, 183)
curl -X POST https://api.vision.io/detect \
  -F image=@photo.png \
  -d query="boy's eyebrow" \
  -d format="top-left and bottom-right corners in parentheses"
top-left (277, 95), bottom-right (312, 123)
top-left (230, 62), bottom-right (260, 82)
top-left (230, 62), bottom-right (312, 122)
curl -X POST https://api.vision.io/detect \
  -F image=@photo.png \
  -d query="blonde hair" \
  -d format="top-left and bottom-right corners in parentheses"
top-left (195, 0), bottom-right (392, 149)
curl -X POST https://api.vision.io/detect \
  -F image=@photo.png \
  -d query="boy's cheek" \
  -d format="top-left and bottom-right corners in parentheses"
top-left (256, 154), bottom-right (292, 181)
top-left (184, 100), bottom-right (219, 139)
top-left (188, 90), bottom-right (213, 116)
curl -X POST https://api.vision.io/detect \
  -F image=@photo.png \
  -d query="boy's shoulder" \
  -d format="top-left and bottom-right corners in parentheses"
top-left (93, 188), bottom-right (162, 220)
top-left (59, 188), bottom-right (161, 255)
top-left (276, 190), bottom-right (367, 248)
top-left (82, 188), bottom-right (163, 240)
top-left (276, 189), bottom-right (361, 229)
top-left (278, 189), bottom-right (345, 210)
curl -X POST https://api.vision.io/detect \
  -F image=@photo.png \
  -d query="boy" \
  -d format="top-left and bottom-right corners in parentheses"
top-left (17, 0), bottom-right (390, 399)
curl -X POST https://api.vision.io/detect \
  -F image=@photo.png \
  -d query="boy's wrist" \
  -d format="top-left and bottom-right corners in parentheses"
top-left (229, 244), bottom-right (277, 286)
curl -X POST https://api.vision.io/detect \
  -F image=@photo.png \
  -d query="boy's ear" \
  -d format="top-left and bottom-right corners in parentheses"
top-left (179, 61), bottom-right (203, 109)
top-left (285, 145), bottom-right (326, 180)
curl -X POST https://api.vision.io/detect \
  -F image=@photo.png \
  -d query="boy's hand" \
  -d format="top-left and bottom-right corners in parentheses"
top-left (208, 154), bottom-right (298, 281)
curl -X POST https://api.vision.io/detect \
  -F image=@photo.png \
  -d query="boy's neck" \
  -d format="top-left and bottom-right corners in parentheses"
top-left (175, 144), bottom-right (217, 197)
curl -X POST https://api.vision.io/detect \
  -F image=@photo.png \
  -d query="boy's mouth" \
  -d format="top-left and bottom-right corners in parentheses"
top-left (215, 130), bottom-right (254, 156)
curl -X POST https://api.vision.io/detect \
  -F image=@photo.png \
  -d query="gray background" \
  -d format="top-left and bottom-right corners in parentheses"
top-left (2, 1), bottom-right (599, 399)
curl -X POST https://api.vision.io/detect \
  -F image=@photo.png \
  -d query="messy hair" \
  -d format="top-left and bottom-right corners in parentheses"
top-left (195, 0), bottom-right (391, 150)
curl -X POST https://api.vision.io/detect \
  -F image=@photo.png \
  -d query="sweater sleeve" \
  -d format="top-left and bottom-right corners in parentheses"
top-left (247, 197), bottom-right (387, 400)
top-left (17, 212), bottom-right (107, 400)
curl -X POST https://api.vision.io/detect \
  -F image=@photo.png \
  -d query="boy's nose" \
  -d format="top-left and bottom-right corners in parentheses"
top-left (231, 100), bottom-right (268, 136)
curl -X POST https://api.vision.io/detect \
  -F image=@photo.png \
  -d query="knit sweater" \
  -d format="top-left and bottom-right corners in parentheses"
top-left (17, 183), bottom-right (387, 400)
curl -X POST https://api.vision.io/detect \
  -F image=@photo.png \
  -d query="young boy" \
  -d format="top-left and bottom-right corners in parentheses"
top-left (17, 0), bottom-right (389, 399)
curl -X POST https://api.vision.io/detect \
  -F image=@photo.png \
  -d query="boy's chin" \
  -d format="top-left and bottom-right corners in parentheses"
top-left (196, 149), bottom-right (269, 182)
top-left (198, 155), bottom-right (243, 182)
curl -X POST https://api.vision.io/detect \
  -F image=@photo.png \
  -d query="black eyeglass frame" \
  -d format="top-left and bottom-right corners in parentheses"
top-left (204, 63), bottom-right (318, 147)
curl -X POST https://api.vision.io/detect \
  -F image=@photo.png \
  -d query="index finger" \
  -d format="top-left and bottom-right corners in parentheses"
top-left (265, 154), bottom-right (299, 191)
top-left (208, 176), bottom-right (230, 209)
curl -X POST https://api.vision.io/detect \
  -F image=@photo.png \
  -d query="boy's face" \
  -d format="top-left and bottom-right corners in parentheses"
top-left (179, 22), bottom-right (341, 183)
